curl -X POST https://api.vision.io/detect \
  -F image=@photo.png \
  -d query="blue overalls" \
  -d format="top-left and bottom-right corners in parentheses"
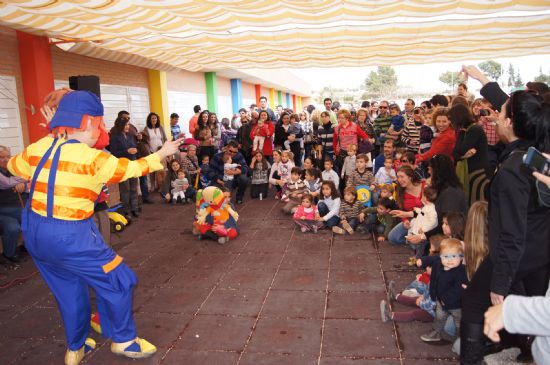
top-left (21, 138), bottom-right (137, 351)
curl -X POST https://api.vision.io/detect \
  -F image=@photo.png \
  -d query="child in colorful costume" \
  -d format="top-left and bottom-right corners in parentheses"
top-left (193, 186), bottom-right (239, 244)
top-left (8, 90), bottom-right (182, 365)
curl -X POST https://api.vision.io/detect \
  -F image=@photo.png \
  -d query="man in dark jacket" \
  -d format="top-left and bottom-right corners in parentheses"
top-left (236, 113), bottom-right (253, 165)
top-left (207, 140), bottom-right (249, 204)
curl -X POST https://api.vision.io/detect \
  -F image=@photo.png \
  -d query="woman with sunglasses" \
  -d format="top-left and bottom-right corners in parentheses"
top-left (460, 65), bottom-right (550, 365)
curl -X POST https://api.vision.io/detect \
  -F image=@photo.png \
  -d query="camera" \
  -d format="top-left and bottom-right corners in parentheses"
top-left (523, 147), bottom-right (549, 175)
top-left (479, 109), bottom-right (489, 117)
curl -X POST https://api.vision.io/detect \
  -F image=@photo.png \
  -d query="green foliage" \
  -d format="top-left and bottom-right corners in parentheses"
top-left (507, 64), bottom-right (515, 87)
top-left (364, 66), bottom-right (398, 98)
top-left (514, 73), bottom-right (524, 88)
top-left (534, 67), bottom-right (550, 85)
top-left (438, 71), bottom-right (465, 90)
top-left (478, 60), bottom-right (503, 81)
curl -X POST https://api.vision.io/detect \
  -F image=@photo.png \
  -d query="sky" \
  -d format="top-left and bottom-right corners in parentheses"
top-left (289, 54), bottom-right (550, 95)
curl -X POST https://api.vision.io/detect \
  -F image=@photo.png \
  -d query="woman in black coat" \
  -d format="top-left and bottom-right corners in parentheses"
top-left (109, 117), bottom-right (139, 218)
top-left (274, 112), bottom-right (303, 166)
top-left (459, 70), bottom-right (550, 364)
top-left (450, 104), bottom-right (491, 204)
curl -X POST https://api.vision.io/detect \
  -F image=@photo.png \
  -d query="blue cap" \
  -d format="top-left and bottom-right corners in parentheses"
top-left (49, 90), bottom-right (104, 130)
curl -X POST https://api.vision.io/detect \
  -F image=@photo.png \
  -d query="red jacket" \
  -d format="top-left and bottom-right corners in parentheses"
top-left (332, 122), bottom-right (369, 156)
top-left (416, 127), bottom-right (456, 163)
top-left (250, 121), bottom-right (275, 156)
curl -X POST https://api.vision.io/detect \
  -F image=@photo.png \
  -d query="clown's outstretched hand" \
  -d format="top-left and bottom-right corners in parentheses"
top-left (157, 138), bottom-right (184, 160)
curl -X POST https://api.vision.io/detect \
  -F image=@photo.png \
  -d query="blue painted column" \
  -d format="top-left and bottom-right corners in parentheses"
top-left (285, 92), bottom-right (291, 108)
top-left (230, 78), bottom-right (243, 114)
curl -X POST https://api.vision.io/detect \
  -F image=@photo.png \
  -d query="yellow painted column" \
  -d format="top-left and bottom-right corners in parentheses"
top-left (147, 69), bottom-right (171, 138)
top-left (297, 96), bottom-right (302, 112)
top-left (269, 88), bottom-right (275, 109)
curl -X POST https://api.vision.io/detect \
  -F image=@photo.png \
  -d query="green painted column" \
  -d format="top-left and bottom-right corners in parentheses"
top-left (205, 72), bottom-right (218, 113)
top-left (277, 90), bottom-right (283, 106)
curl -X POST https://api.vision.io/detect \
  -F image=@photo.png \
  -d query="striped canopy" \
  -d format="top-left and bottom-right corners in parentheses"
top-left (1, 1), bottom-right (549, 72)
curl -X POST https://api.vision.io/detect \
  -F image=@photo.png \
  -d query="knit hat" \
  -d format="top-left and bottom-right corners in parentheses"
top-left (49, 91), bottom-right (104, 130)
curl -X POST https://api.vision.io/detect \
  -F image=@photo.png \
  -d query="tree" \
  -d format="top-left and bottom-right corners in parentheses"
top-left (316, 86), bottom-right (336, 104)
top-left (364, 66), bottom-right (398, 98)
top-left (514, 73), bottom-right (524, 88)
top-left (534, 67), bottom-right (550, 85)
top-left (507, 64), bottom-right (515, 88)
top-left (478, 60), bottom-right (503, 81)
top-left (439, 71), bottom-right (465, 90)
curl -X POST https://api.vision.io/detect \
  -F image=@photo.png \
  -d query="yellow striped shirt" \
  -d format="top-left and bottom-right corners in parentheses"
top-left (8, 136), bottom-right (163, 220)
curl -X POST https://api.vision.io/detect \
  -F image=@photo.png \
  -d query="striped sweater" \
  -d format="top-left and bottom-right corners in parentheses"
top-left (346, 169), bottom-right (374, 187)
top-left (316, 123), bottom-right (334, 154)
top-left (339, 200), bottom-right (364, 221)
top-left (285, 178), bottom-right (308, 203)
top-left (374, 114), bottom-right (392, 141)
top-left (401, 121), bottom-right (422, 153)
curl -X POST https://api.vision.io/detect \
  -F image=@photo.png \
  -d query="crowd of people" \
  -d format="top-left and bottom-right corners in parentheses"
top-left (1, 65), bottom-right (550, 364)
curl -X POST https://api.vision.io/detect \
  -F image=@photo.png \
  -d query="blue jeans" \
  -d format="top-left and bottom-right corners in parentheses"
top-left (388, 222), bottom-right (408, 245)
top-left (318, 202), bottom-right (340, 228)
top-left (405, 280), bottom-right (429, 295)
top-left (363, 213), bottom-right (386, 236)
top-left (0, 206), bottom-right (22, 257)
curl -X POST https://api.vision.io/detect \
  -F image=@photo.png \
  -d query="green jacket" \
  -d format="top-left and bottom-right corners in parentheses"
top-left (363, 207), bottom-right (397, 238)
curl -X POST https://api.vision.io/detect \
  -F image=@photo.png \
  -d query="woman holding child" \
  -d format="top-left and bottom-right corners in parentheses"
top-left (387, 165), bottom-right (426, 246)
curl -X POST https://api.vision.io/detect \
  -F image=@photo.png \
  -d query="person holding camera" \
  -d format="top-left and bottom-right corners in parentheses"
top-left (459, 65), bottom-right (550, 364)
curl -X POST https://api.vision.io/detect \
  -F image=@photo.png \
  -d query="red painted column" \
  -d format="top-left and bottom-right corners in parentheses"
top-left (17, 31), bottom-right (55, 143)
top-left (254, 84), bottom-right (261, 106)
top-left (291, 94), bottom-right (297, 111)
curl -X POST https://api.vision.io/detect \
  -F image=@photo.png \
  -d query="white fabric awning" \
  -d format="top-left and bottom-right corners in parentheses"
top-left (1, 1), bottom-right (549, 72)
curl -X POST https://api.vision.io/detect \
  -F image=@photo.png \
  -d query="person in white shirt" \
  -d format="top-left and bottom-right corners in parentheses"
top-left (322, 158), bottom-right (340, 190)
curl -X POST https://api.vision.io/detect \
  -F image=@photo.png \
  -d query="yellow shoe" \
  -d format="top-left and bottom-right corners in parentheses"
top-left (90, 312), bottom-right (102, 335)
top-left (64, 338), bottom-right (96, 365)
top-left (111, 337), bottom-right (157, 358)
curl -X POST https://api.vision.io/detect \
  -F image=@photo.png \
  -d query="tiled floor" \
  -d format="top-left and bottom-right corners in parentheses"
top-left (0, 197), bottom-right (459, 364)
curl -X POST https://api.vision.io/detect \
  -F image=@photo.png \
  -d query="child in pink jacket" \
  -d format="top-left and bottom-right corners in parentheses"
top-left (293, 193), bottom-right (323, 233)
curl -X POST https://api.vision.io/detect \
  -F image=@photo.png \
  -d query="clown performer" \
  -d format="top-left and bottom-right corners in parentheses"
top-left (193, 186), bottom-right (239, 244)
top-left (8, 90), bottom-right (182, 365)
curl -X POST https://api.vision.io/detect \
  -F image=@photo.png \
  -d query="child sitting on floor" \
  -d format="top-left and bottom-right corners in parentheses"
top-left (315, 180), bottom-right (341, 229)
top-left (304, 168), bottom-right (322, 200)
top-left (278, 150), bottom-right (295, 200)
top-left (293, 193), bottom-right (323, 233)
top-left (380, 237), bottom-right (443, 324)
top-left (346, 153), bottom-right (374, 188)
top-left (418, 238), bottom-right (468, 344)
top-left (282, 167), bottom-right (308, 215)
top-left (171, 169), bottom-right (192, 204)
top-left (333, 186), bottom-right (364, 235)
top-left (361, 197), bottom-right (398, 242)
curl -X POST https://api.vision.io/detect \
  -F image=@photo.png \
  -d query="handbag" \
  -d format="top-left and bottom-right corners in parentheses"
top-left (358, 138), bottom-right (374, 154)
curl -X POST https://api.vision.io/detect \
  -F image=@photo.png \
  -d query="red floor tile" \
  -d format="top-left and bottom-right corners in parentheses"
top-left (175, 314), bottom-right (255, 352)
top-left (162, 349), bottom-right (240, 365)
top-left (272, 269), bottom-right (328, 291)
top-left (199, 288), bottom-right (266, 317)
top-left (218, 268), bottom-right (276, 290)
top-left (239, 352), bottom-right (318, 365)
top-left (261, 289), bottom-right (326, 319)
top-left (246, 317), bottom-right (322, 356)
top-left (322, 319), bottom-right (399, 358)
top-left (326, 291), bottom-right (386, 320)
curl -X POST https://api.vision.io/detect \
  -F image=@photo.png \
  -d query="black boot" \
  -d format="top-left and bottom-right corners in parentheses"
top-left (515, 335), bottom-right (534, 363)
top-left (460, 323), bottom-right (486, 365)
